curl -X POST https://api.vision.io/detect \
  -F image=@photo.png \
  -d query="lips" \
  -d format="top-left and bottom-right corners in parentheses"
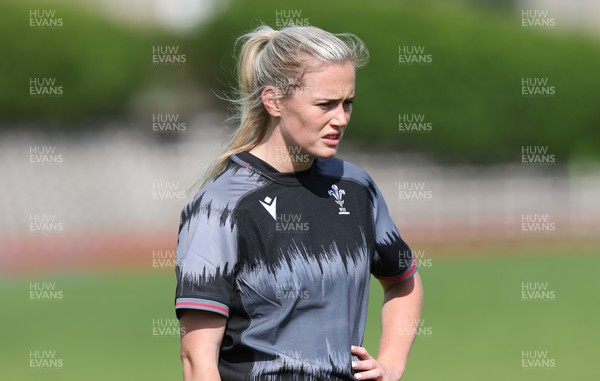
top-left (322, 132), bottom-right (341, 146)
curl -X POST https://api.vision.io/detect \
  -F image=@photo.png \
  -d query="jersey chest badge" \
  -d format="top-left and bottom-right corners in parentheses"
top-left (328, 184), bottom-right (350, 215)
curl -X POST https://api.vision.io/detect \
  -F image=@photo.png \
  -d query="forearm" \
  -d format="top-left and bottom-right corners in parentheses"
top-left (377, 272), bottom-right (423, 377)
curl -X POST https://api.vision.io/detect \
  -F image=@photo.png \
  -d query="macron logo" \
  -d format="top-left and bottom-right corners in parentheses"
top-left (259, 196), bottom-right (277, 220)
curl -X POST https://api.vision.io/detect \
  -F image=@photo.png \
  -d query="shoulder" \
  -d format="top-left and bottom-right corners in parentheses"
top-left (317, 157), bottom-right (377, 193)
top-left (181, 161), bottom-right (268, 226)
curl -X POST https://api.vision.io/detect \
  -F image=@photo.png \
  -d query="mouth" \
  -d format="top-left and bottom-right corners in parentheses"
top-left (321, 132), bottom-right (341, 146)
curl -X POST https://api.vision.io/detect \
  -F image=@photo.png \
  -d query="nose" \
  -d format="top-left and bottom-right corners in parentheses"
top-left (330, 103), bottom-right (351, 128)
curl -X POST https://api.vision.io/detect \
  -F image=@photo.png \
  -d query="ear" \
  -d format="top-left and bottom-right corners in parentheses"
top-left (261, 86), bottom-right (281, 118)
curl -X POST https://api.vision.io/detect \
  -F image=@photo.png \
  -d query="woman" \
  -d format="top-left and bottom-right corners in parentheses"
top-left (175, 25), bottom-right (423, 381)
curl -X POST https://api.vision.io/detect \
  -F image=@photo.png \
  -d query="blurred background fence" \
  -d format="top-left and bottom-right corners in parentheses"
top-left (2, 120), bottom-right (600, 273)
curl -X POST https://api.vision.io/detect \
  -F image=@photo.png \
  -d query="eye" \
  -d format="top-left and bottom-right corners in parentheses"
top-left (317, 102), bottom-right (334, 109)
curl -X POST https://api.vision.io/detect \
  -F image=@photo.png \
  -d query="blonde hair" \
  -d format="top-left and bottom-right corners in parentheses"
top-left (198, 25), bottom-right (369, 187)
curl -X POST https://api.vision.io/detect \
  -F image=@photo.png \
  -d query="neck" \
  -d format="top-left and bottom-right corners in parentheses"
top-left (249, 122), bottom-right (314, 173)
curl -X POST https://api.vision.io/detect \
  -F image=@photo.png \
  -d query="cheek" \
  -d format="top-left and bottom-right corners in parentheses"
top-left (280, 102), bottom-right (328, 140)
top-left (290, 110), bottom-right (323, 133)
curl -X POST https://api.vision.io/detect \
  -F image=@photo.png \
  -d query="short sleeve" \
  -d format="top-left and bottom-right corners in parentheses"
top-left (368, 180), bottom-right (417, 281)
top-left (174, 191), bottom-right (238, 318)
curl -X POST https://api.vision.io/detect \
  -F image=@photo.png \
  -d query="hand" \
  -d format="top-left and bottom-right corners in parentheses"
top-left (350, 345), bottom-right (403, 381)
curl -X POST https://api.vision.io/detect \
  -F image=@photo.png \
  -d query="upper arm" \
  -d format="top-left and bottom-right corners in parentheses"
top-left (175, 190), bottom-right (239, 318)
top-left (179, 309), bottom-right (227, 366)
top-left (367, 178), bottom-right (417, 282)
top-left (378, 271), bottom-right (421, 296)
top-left (176, 188), bottom-right (240, 380)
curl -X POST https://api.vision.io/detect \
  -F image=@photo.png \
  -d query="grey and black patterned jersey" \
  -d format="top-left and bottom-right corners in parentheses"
top-left (175, 151), bottom-right (417, 381)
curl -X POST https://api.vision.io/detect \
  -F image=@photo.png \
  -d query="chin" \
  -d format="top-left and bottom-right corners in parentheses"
top-left (314, 146), bottom-right (339, 159)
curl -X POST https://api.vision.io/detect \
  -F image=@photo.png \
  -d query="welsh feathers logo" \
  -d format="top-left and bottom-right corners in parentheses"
top-left (259, 196), bottom-right (277, 220)
top-left (328, 184), bottom-right (350, 215)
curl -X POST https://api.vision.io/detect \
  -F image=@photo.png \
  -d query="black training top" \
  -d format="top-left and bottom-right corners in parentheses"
top-left (175, 151), bottom-right (416, 381)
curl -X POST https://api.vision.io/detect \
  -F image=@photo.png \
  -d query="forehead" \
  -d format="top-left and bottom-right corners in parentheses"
top-left (301, 61), bottom-right (356, 97)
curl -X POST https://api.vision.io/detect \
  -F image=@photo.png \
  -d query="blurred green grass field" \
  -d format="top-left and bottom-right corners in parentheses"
top-left (1, 249), bottom-right (598, 380)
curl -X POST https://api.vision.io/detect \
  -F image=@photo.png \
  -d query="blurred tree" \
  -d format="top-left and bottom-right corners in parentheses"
top-left (183, 0), bottom-right (600, 164)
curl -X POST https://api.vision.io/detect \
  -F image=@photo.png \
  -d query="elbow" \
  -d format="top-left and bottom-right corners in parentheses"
top-left (180, 347), bottom-right (199, 380)
top-left (180, 347), bottom-right (192, 369)
top-left (180, 348), bottom-right (189, 363)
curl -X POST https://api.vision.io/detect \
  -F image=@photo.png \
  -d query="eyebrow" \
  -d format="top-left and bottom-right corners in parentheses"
top-left (314, 95), bottom-right (355, 102)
